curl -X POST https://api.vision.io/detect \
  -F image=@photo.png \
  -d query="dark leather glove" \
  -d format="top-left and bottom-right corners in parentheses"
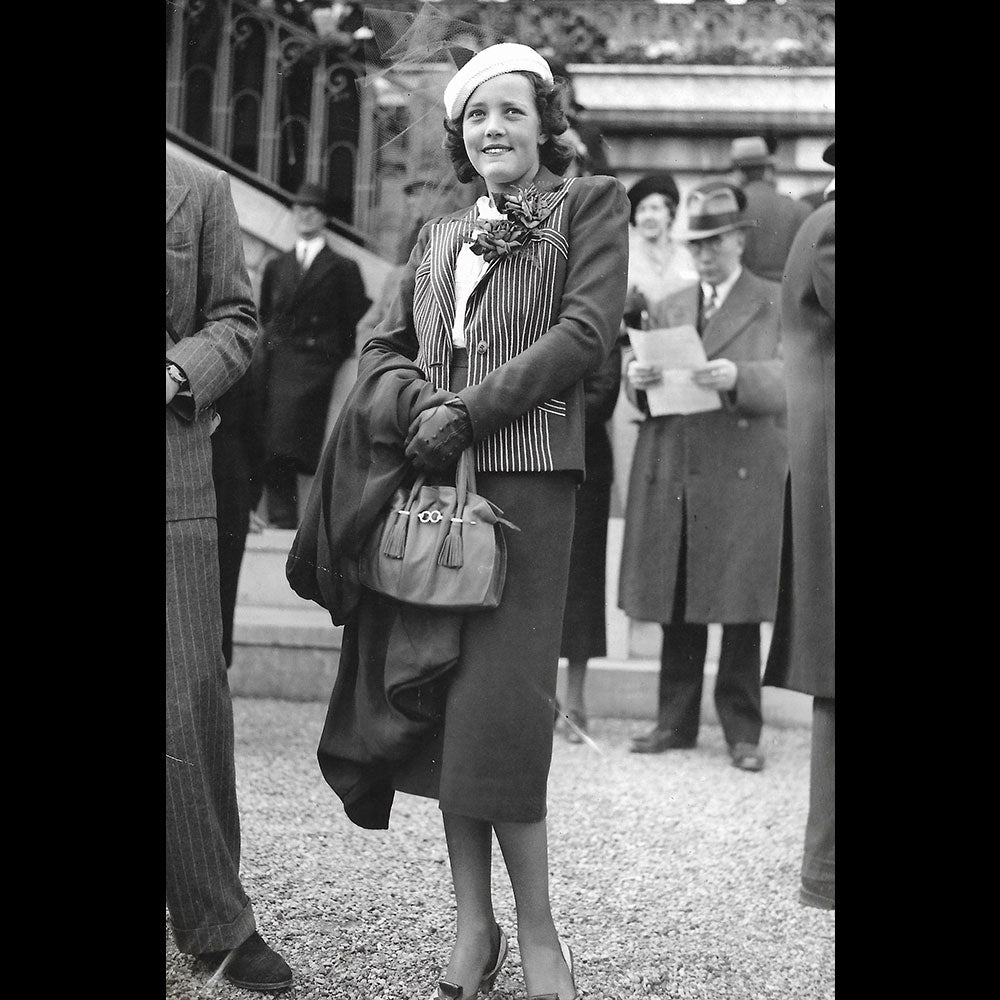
top-left (404, 400), bottom-right (473, 472)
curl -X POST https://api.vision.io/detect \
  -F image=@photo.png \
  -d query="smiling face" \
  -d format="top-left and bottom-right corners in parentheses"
top-left (462, 73), bottom-right (546, 196)
top-left (633, 192), bottom-right (675, 243)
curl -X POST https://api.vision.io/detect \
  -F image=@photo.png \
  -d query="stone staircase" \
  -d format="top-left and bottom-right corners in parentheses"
top-left (228, 524), bottom-right (812, 729)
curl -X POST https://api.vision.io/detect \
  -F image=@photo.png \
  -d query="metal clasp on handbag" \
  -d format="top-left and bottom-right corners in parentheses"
top-left (381, 448), bottom-right (481, 567)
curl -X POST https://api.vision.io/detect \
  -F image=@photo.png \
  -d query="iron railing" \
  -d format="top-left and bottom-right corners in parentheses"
top-left (166, 1), bottom-right (835, 250)
top-left (166, 0), bottom-right (379, 244)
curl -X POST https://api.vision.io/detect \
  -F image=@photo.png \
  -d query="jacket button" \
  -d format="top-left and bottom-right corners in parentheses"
top-left (475, 342), bottom-right (488, 355)
top-left (737, 418), bottom-right (749, 429)
top-left (738, 467), bottom-right (748, 479)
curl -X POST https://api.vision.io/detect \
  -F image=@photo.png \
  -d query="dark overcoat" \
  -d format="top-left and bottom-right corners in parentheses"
top-left (763, 201), bottom-right (835, 698)
top-left (257, 243), bottom-right (370, 474)
top-left (741, 180), bottom-right (811, 283)
top-left (618, 269), bottom-right (787, 624)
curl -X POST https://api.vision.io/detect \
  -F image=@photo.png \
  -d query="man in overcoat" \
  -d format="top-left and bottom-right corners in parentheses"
top-left (255, 182), bottom-right (370, 527)
top-left (166, 149), bottom-right (292, 991)
top-left (763, 141), bottom-right (835, 909)
top-left (618, 181), bottom-right (787, 772)
top-left (728, 136), bottom-right (811, 283)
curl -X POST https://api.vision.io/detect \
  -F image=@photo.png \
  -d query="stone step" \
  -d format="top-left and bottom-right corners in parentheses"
top-left (239, 529), bottom-right (310, 608)
top-left (229, 605), bottom-right (810, 728)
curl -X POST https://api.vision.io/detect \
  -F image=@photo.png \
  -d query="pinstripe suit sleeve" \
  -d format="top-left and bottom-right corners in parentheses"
top-left (458, 176), bottom-right (630, 442)
top-left (167, 170), bottom-right (259, 418)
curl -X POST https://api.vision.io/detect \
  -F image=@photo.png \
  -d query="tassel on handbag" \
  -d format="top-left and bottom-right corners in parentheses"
top-left (359, 447), bottom-right (518, 611)
top-left (382, 477), bottom-right (424, 559)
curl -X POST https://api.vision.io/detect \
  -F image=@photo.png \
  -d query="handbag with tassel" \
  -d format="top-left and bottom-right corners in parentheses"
top-left (358, 447), bottom-right (518, 611)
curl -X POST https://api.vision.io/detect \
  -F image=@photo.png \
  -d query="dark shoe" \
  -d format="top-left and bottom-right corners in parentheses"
top-left (729, 742), bottom-right (765, 772)
top-left (563, 710), bottom-right (588, 745)
top-left (529, 937), bottom-right (577, 1000)
top-left (629, 726), bottom-right (696, 754)
top-left (430, 923), bottom-right (508, 999)
top-left (198, 932), bottom-right (292, 993)
top-left (800, 877), bottom-right (835, 910)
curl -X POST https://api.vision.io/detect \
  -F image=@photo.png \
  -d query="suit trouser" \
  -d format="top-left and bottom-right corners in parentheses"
top-left (166, 518), bottom-right (255, 954)
top-left (657, 508), bottom-right (763, 747)
top-left (213, 469), bottom-right (252, 668)
top-left (263, 457), bottom-right (299, 527)
top-left (801, 697), bottom-right (835, 902)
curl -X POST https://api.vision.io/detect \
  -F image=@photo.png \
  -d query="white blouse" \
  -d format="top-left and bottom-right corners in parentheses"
top-left (451, 196), bottom-right (506, 347)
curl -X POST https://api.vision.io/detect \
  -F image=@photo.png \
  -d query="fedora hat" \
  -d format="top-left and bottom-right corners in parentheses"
top-left (291, 182), bottom-right (328, 210)
top-left (626, 172), bottom-right (680, 223)
top-left (728, 136), bottom-right (774, 170)
top-left (673, 181), bottom-right (754, 242)
top-left (822, 140), bottom-right (835, 167)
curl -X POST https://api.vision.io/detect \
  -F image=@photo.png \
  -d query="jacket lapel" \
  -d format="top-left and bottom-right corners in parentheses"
top-left (701, 271), bottom-right (766, 358)
top-left (292, 244), bottom-right (335, 304)
top-left (465, 175), bottom-right (575, 305)
top-left (428, 211), bottom-right (476, 334)
top-left (166, 185), bottom-right (189, 225)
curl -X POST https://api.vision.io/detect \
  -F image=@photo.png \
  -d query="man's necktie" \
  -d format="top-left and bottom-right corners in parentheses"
top-left (700, 285), bottom-right (718, 333)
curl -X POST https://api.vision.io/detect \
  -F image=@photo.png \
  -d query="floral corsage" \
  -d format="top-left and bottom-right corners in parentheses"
top-left (467, 186), bottom-right (553, 265)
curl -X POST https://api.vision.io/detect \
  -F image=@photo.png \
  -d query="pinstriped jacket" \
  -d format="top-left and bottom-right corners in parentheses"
top-left (362, 169), bottom-right (630, 476)
top-left (166, 151), bottom-right (259, 521)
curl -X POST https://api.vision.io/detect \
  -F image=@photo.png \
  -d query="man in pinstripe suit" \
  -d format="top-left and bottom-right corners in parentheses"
top-left (166, 149), bottom-right (292, 992)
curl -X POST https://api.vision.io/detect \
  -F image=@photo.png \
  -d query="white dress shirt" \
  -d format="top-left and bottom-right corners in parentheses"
top-left (701, 264), bottom-right (742, 313)
top-left (296, 235), bottom-right (326, 273)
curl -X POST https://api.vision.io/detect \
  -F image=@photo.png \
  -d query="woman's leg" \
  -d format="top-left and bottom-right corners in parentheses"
top-left (494, 819), bottom-right (575, 999)
top-left (440, 812), bottom-right (500, 992)
top-left (565, 659), bottom-right (588, 719)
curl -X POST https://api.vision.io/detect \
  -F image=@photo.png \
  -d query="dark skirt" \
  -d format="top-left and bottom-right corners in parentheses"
top-left (559, 478), bottom-right (611, 660)
top-left (391, 348), bottom-right (577, 822)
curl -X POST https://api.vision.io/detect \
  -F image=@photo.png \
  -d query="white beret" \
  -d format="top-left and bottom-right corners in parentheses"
top-left (443, 43), bottom-right (553, 121)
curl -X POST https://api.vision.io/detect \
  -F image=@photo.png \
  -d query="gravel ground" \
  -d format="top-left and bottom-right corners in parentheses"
top-left (166, 699), bottom-right (834, 999)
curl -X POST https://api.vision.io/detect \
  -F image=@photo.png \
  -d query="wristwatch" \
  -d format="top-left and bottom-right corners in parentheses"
top-left (165, 362), bottom-right (189, 389)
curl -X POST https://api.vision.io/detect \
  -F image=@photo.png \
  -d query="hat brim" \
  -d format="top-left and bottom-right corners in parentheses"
top-left (729, 155), bottom-right (773, 170)
top-left (674, 220), bottom-right (754, 242)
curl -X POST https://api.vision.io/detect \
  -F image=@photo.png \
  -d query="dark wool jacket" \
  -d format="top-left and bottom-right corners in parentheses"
top-left (286, 350), bottom-right (462, 829)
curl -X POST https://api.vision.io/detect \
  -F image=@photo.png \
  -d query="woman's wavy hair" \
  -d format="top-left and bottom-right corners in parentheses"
top-left (442, 72), bottom-right (575, 185)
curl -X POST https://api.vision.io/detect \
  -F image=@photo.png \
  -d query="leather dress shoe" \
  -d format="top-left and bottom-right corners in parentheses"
top-left (729, 742), bottom-right (765, 772)
top-left (198, 931), bottom-right (292, 993)
top-left (629, 726), bottom-right (696, 754)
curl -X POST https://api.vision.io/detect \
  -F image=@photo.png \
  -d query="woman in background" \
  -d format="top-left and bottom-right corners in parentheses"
top-left (557, 341), bottom-right (621, 744)
top-left (622, 172), bottom-right (698, 330)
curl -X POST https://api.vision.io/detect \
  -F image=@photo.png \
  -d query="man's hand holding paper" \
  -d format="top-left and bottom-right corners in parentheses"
top-left (692, 358), bottom-right (737, 393)
top-left (626, 324), bottom-right (724, 416)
